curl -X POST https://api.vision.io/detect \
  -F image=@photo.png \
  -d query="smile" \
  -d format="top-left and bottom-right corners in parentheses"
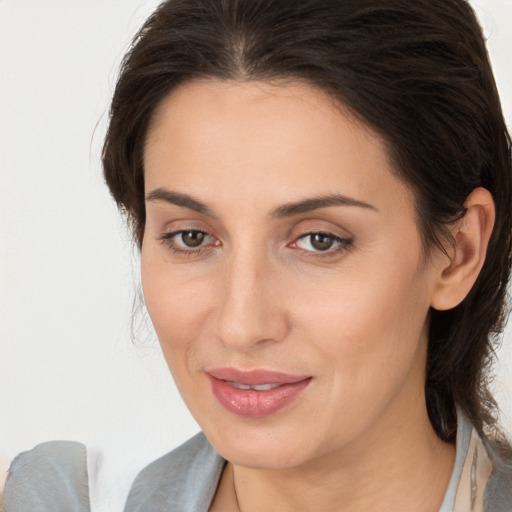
top-left (227, 382), bottom-right (282, 391)
top-left (207, 368), bottom-right (312, 417)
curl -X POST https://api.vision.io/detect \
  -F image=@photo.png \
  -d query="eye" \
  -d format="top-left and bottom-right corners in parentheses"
top-left (176, 230), bottom-right (208, 248)
top-left (294, 232), bottom-right (352, 253)
top-left (159, 229), bottom-right (217, 253)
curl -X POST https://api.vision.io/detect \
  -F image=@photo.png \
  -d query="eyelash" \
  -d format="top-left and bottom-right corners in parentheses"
top-left (158, 230), bottom-right (216, 256)
top-left (292, 231), bottom-right (353, 256)
top-left (158, 229), bottom-right (353, 258)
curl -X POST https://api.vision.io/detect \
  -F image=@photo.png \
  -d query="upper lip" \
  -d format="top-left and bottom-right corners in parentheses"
top-left (207, 367), bottom-right (311, 386)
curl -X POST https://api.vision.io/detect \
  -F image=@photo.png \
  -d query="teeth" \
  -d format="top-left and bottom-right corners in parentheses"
top-left (227, 381), bottom-right (281, 391)
top-left (228, 381), bottom-right (252, 390)
top-left (251, 383), bottom-right (280, 391)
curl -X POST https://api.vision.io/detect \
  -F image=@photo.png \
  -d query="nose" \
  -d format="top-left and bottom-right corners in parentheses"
top-left (214, 249), bottom-right (290, 352)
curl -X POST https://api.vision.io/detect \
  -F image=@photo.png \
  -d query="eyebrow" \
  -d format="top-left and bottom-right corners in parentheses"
top-left (146, 188), bottom-right (216, 218)
top-left (270, 194), bottom-right (378, 218)
top-left (145, 188), bottom-right (377, 218)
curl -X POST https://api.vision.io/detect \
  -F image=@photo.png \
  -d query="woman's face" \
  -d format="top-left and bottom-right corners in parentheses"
top-left (142, 80), bottom-right (444, 469)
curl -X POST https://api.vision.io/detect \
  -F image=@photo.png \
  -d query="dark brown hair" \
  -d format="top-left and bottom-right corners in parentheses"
top-left (103, 0), bottom-right (512, 446)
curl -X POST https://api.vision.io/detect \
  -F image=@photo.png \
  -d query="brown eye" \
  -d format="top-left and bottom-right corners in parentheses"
top-left (298, 233), bottom-right (336, 251)
top-left (309, 233), bottom-right (334, 251)
top-left (294, 232), bottom-right (352, 254)
top-left (159, 229), bottom-right (218, 254)
top-left (180, 230), bottom-right (206, 247)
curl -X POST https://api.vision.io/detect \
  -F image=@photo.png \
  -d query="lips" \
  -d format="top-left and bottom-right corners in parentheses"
top-left (207, 368), bottom-right (312, 417)
top-left (227, 381), bottom-right (282, 391)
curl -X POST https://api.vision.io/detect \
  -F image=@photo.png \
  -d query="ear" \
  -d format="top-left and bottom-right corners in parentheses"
top-left (430, 187), bottom-right (495, 311)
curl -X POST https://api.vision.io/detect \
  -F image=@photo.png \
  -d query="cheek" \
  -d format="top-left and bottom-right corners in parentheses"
top-left (295, 251), bottom-right (427, 338)
top-left (140, 249), bottom-right (214, 366)
top-left (291, 247), bottom-right (431, 407)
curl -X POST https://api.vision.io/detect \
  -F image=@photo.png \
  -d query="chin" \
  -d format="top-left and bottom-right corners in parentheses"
top-left (218, 440), bottom-right (309, 470)
top-left (200, 417), bottom-right (317, 469)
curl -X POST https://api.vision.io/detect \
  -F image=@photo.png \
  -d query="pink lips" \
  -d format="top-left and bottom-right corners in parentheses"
top-left (207, 368), bottom-right (312, 417)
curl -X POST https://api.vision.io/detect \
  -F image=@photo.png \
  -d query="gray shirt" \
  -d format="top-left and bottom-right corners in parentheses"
top-left (124, 412), bottom-right (512, 512)
top-left (4, 414), bottom-right (511, 511)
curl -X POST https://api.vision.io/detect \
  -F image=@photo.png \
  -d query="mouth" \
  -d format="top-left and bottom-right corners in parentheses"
top-left (206, 368), bottom-right (312, 417)
top-left (226, 381), bottom-right (283, 391)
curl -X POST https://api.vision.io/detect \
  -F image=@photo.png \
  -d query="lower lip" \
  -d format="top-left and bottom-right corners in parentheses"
top-left (208, 376), bottom-right (312, 417)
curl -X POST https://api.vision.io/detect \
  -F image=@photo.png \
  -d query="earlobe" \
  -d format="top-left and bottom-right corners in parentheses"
top-left (430, 187), bottom-right (495, 311)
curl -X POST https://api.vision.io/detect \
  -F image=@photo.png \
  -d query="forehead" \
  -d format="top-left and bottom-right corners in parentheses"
top-left (146, 79), bottom-right (381, 157)
top-left (143, 79), bottom-right (414, 217)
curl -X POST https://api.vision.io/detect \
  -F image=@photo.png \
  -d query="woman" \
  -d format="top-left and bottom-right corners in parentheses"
top-left (3, 0), bottom-right (511, 510)
top-left (101, 0), bottom-right (512, 510)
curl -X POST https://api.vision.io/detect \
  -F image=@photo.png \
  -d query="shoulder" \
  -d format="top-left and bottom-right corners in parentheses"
top-left (124, 432), bottom-right (225, 512)
top-left (484, 446), bottom-right (512, 512)
top-left (3, 440), bottom-right (90, 512)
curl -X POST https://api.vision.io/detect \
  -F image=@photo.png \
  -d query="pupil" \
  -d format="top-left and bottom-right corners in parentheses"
top-left (182, 231), bottom-right (205, 247)
top-left (311, 234), bottom-right (333, 251)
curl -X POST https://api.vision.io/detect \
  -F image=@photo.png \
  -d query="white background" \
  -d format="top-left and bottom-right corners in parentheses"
top-left (0, 1), bottom-right (511, 510)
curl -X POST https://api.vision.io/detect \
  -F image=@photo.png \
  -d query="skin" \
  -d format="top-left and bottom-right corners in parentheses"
top-left (141, 80), bottom-right (494, 511)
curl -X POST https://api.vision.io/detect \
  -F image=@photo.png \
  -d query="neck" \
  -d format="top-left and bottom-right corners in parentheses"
top-left (212, 403), bottom-right (455, 512)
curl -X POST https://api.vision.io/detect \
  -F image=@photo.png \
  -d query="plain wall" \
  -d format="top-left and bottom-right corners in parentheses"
top-left (1, 1), bottom-right (511, 510)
